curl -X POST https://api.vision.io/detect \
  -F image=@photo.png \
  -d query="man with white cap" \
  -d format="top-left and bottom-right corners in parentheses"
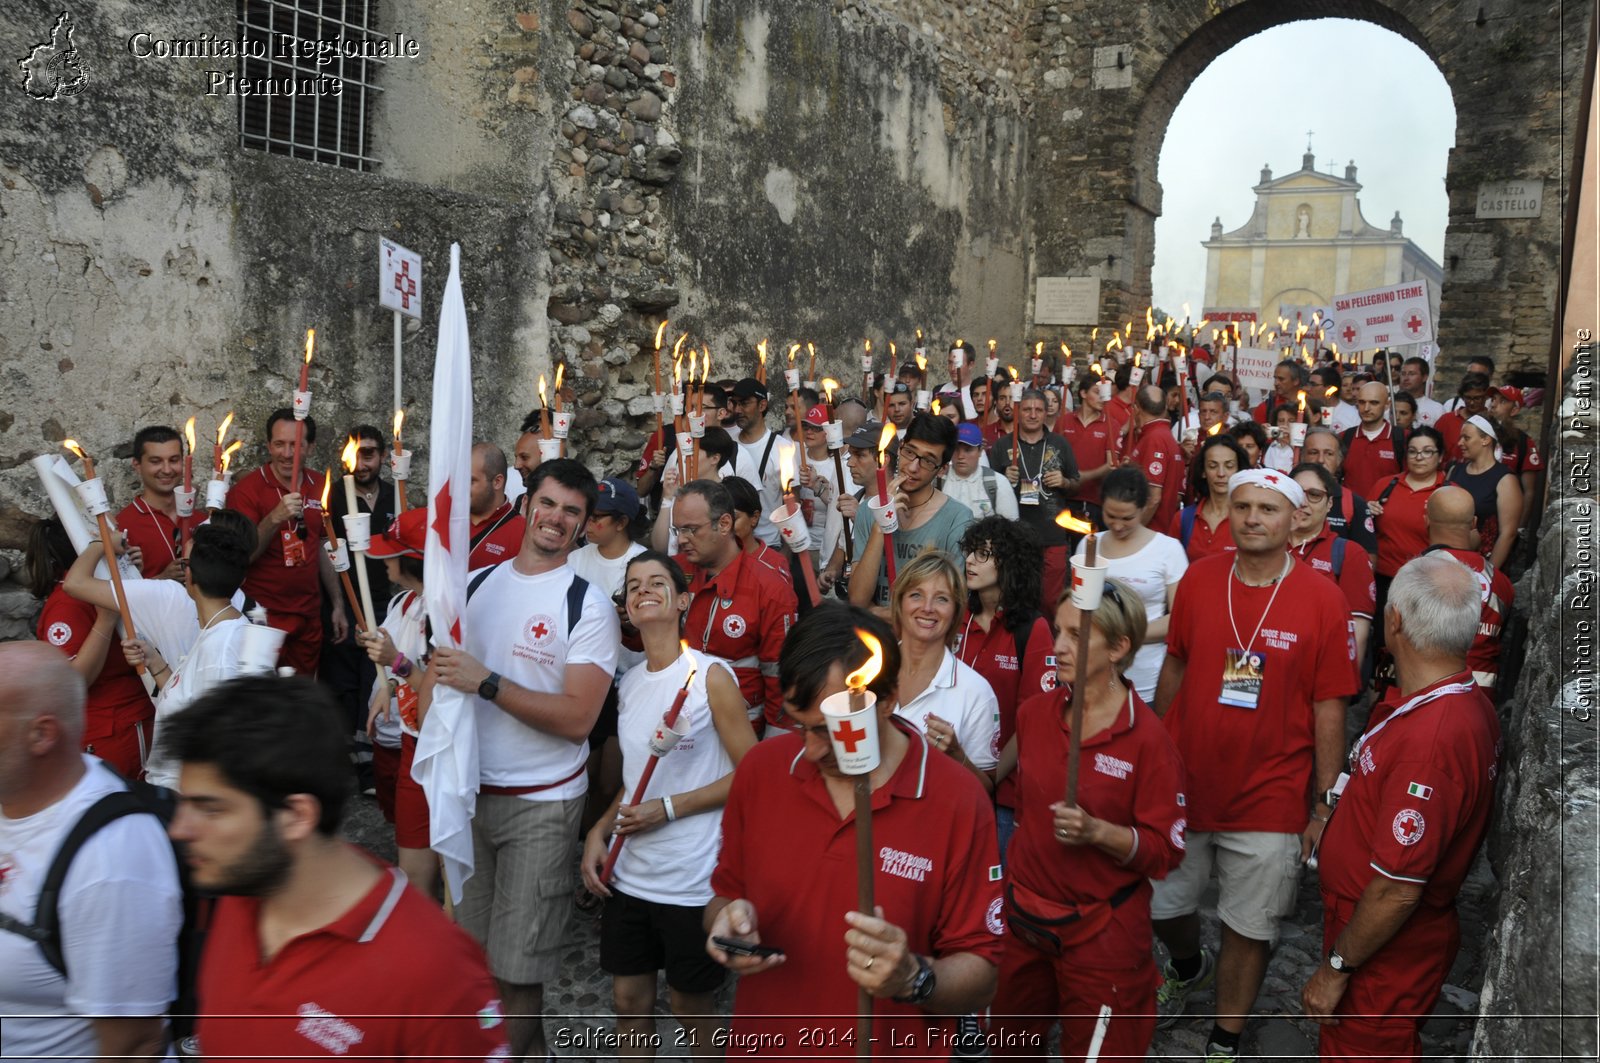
top-left (1149, 468), bottom-right (1360, 1062)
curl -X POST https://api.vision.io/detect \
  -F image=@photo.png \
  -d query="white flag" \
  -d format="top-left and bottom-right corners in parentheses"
top-left (413, 244), bottom-right (479, 903)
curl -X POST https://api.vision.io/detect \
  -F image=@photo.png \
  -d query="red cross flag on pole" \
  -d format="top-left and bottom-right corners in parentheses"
top-left (413, 243), bottom-right (479, 904)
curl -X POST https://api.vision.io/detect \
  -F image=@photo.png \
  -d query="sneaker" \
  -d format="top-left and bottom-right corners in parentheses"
top-left (1204, 1041), bottom-right (1239, 1063)
top-left (1155, 947), bottom-right (1216, 1028)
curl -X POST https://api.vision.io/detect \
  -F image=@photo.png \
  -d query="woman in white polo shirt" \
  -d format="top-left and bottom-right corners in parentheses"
top-left (888, 550), bottom-right (1000, 792)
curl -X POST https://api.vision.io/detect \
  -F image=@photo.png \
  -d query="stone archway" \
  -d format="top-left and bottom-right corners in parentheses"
top-left (1025, 0), bottom-right (1591, 378)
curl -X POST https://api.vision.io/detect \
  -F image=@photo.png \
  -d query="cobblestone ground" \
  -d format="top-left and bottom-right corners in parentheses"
top-left (342, 693), bottom-right (1493, 1062)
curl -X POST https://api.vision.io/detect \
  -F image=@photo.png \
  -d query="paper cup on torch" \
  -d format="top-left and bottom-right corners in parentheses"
top-left (1289, 422), bottom-right (1309, 447)
top-left (1173, 354), bottom-right (1188, 377)
top-left (986, 357), bottom-right (999, 377)
top-left (868, 494), bottom-right (899, 534)
top-left (389, 449), bottom-right (413, 480)
top-left (771, 502), bottom-right (812, 552)
top-left (292, 389), bottom-right (313, 420)
top-left (784, 367), bottom-right (801, 391)
top-left (538, 438), bottom-right (562, 462)
top-left (950, 347), bottom-right (966, 369)
top-left (824, 420), bottom-right (845, 450)
top-left (552, 411), bottom-right (573, 440)
top-left (653, 391), bottom-right (666, 414)
top-left (342, 512), bottom-right (372, 553)
top-left (647, 715), bottom-right (690, 756)
top-left (204, 479), bottom-right (229, 510)
top-left (1009, 380), bottom-right (1025, 403)
top-left (1099, 380), bottom-right (1114, 401)
top-left (688, 412), bottom-right (707, 439)
top-left (915, 388), bottom-right (931, 411)
top-left (1031, 357), bottom-right (1043, 377)
top-left (174, 486), bottom-right (197, 519)
top-left (72, 477), bottom-right (111, 516)
top-left (1319, 407), bottom-right (1333, 425)
top-left (675, 432), bottom-right (695, 459)
top-left (670, 392), bottom-right (685, 416)
top-left (1129, 366), bottom-right (1146, 388)
top-left (236, 622), bottom-right (288, 676)
top-left (820, 688), bottom-right (881, 775)
top-left (324, 539), bottom-right (351, 572)
top-left (861, 352), bottom-right (874, 373)
top-left (1070, 562), bottom-right (1108, 611)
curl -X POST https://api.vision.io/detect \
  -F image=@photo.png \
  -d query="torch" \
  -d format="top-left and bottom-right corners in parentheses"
top-left (986, 338), bottom-right (999, 379)
top-left (772, 448), bottom-right (822, 608)
top-left (1292, 390), bottom-right (1308, 464)
top-left (819, 629), bottom-right (885, 1060)
top-left (289, 328), bottom-right (315, 491)
top-left (177, 417), bottom-right (197, 555)
top-left (913, 352), bottom-right (929, 411)
top-left (340, 437), bottom-right (379, 633)
top-left (653, 320), bottom-right (669, 450)
top-left (552, 364), bottom-right (569, 458)
top-left (321, 470), bottom-right (368, 634)
top-left (63, 441), bottom-right (152, 692)
top-left (536, 374), bottom-right (561, 467)
top-left (822, 378), bottom-right (854, 566)
top-left (862, 339), bottom-right (874, 411)
top-left (601, 643), bottom-right (698, 884)
top-left (391, 409), bottom-right (410, 514)
top-left (870, 424), bottom-right (899, 587)
top-left (756, 338), bottom-right (768, 386)
top-left (1055, 511), bottom-right (1102, 807)
top-left (807, 341), bottom-right (817, 389)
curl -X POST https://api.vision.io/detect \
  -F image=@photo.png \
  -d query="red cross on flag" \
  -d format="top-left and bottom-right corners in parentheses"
top-left (413, 243), bottom-right (478, 903)
top-left (379, 237), bottom-right (424, 319)
top-left (1400, 305), bottom-right (1430, 341)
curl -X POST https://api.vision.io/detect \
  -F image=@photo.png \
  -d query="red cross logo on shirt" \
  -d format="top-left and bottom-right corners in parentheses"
top-left (1392, 808), bottom-right (1426, 846)
top-left (831, 719), bottom-right (868, 753)
top-left (531, 621), bottom-right (549, 640)
top-left (1341, 324), bottom-right (1358, 345)
top-left (393, 260), bottom-right (417, 310)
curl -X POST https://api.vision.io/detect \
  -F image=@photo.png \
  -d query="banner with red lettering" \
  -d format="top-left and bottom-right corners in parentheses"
top-left (1328, 280), bottom-right (1434, 351)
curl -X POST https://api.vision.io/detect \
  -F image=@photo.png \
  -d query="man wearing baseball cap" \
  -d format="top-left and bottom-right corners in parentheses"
top-left (941, 421), bottom-right (1017, 520)
top-left (796, 404), bottom-right (840, 570)
top-left (729, 378), bottom-right (797, 551)
top-left (1149, 468), bottom-right (1359, 1062)
top-left (817, 420), bottom-right (888, 597)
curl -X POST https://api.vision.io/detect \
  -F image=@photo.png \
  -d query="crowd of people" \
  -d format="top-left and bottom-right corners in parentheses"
top-left (0, 339), bottom-right (1534, 1062)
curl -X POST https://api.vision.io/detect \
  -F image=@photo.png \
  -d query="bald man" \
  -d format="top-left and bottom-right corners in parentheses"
top-left (1129, 384), bottom-right (1184, 528)
top-left (1423, 486), bottom-right (1515, 689)
top-left (1341, 382), bottom-right (1405, 501)
top-left (469, 441), bottom-right (528, 568)
top-left (0, 643), bottom-right (183, 1060)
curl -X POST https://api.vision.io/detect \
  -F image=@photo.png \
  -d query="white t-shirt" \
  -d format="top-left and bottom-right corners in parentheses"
top-left (1073, 531), bottom-right (1188, 700)
top-left (0, 757), bottom-right (183, 1058)
top-left (612, 649), bottom-right (738, 906)
top-left (942, 466), bottom-right (1019, 520)
top-left (734, 429), bottom-right (796, 548)
top-left (372, 590), bottom-right (429, 748)
top-left (1412, 394), bottom-right (1445, 427)
top-left (893, 649), bottom-right (1000, 771)
top-left (1264, 441), bottom-right (1296, 474)
top-left (1327, 400), bottom-right (1361, 433)
top-left (120, 579), bottom-right (248, 671)
top-left (569, 541), bottom-right (647, 677)
top-left (464, 562), bottom-right (620, 800)
top-left (800, 450), bottom-right (839, 555)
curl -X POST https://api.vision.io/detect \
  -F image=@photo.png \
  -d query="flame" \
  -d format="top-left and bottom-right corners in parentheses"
top-left (553, 363), bottom-right (564, 393)
top-left (955, 337), bottom-right (964, 348)
top-left (340, 435), bottom-right (359, 473)
top-left (539, 372), bottom-right (550, 405)
top-left (788, 343), bottom-right (800, 365)
top-left (1035, 341), bottom-right (1044, 358)
top-left (1055, 511), bottom-right (1093, 535)
top-left (1091, 361), bottom-right (1103, 376)
top-left (62, 439), bottom-right (87, 462)
top-left (216, 411), bottom-right (234, 447)
top-left (1124, 321), bottom-right (1132, 338)
top-left (845, 629), bottom-right (885, 691)
top-left (393, 408), bottom-right (405, 438)
top-left (654, 320), bottom-right (669, 350)
top-left (757, 339), bottom-right (768, 368)
top-left (1325, 386), bottom-right (1339, 399)
top-left (1145, 307), bottom-right (1155, 341)
top-left (864, 338), bottom-right (872, 356)
top-left (1061, 342), bottom-right (1072, 358)
top-left (1208, 422), bottom-right (1223, 436)
top-left (701, 348), bottom-right (711, 383)
top-left (183, 417), bottom-right (196, 453)
top-left (672, 333), bottom-right (688, 361)
top-left (1182, 302), bottom-right (1192, 319)
top-left (679, 640), bottom-right (698, 687)
top-left (304, 328), bottom-right (316, 365)
top-left (320, 470), bottom-right (332, 511)
top-left (822, 378), bottom-right (838, 403)
top-left (220, 440), bottom-right (241, 474)
top-left (1091, 327), bottom-right (1099, 346)
top-left (1197, 318), bottom-right (1210, 332)
top-left (1297, 390), bottom-right (1307, 412)
top-left (931, 399), bottom-right (941, 415)
top-left (987, 339), bottom-right (996, 355)
top-left (779, 445), bottom-right (795, 494)
top-left (876, 423), bottom-right (896, 463)
top-left (890, 341), bottom-right (897, 359)
top-left (807, 341), bottom-right (816, 362)
top-left (916, 328), bottom-right (924, 344)
top-left (914, 352), bottom-right (926, 372)
top-left (1007, 365), bottom-right (1018, 381)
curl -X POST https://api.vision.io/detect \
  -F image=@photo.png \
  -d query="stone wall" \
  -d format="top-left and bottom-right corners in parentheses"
top-left (1471, 360), bottom-right (1598, 1059)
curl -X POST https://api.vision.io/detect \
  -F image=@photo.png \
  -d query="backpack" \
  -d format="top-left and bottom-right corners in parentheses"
top-left (1329, 535), bottom-right (1347, 580)
top-left (980, 467), bottom-right (999, 513)
top-left (0, 768), bottom-right (208, 1045)
top-left (467, 564), bottom-right (589, 636)
top-left (1179, 504), bottom-right (1199, 549)
top-left (1342, 424), bottom-right (1407, 469)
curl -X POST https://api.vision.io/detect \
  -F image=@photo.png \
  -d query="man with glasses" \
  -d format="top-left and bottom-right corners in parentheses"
top-left (672, 479), bottom-right (798, 735)
top-left (849, 413), bottom-right (973, 609)
top-left (729, 378), bottom-right (796, 550)
top-left (1433, 372), bottom-right (1492, 463)
top-left (990, 389), bottom-right (1080, 609)
top-left (1288, 462), bottom-right (1375, 670)
top-left (1341, 382), bottom-right (1405, 502)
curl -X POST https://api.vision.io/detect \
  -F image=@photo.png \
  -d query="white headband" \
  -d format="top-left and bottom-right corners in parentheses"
top-left (1465, 415), bottom-right (1504, 461)
top-left (1228, 468), bottom-right (1307, 508)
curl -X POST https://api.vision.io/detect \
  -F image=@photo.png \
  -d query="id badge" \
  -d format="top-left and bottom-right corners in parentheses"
top-left (1019, 479), bottom-right (1042, 506)
top-left (1219, 647), bottom-right (1264, 709)
top-left (397, 681), bottom-right (420, 731)
top-left (280, 529), bottom-right (308, 567)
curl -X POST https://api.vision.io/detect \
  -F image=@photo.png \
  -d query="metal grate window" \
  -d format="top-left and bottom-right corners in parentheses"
top-left (237, 0), bottom-right (383, 171)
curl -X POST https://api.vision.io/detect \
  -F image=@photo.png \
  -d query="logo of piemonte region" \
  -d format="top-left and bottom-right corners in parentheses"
top-left (20, 12), bottom-right (89, 101)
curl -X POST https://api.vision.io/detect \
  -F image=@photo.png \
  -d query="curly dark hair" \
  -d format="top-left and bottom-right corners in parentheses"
top-left (958, 515), bottom-right (1042, 635)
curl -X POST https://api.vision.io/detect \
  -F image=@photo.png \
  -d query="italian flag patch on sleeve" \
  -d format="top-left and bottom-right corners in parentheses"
top-left (988, 865), bottom-right (1003, 881)
top-left (1407, 782), bottom-right (1433, 800)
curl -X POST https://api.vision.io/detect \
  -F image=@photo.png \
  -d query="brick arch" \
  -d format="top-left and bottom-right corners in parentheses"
top-left (1026, 0), bottom-right (1590, 378)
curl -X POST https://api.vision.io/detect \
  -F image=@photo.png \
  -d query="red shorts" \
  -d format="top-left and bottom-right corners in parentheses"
top-left (84, 717), bottom-right (153, 781)
top-left (263, 607), bottom-right (321, 677)
top-left (395, 732), bottom-right (431, 850)
top-left (372, 742), bottom-right (400, 823)
top-left (1319, 893), bottom-right (1459, 1062)
top-left (988, 927), bottom-right (1159, 1061)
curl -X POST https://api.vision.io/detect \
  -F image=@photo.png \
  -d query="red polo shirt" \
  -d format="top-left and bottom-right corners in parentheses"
top-left (468, 500), bottom-right (526, 569)
top-left (1292, 526), bottom-right (1376, 621)
top-left (1343, 424), bottom-right (1402, 502)
top-left (37, 585), bottom-right (154, 744)
top-left (677, 549), bottom-right (797, 729)
top-left (195, 861), bottom-right (508, 1060)
top-left (1317, 674), bottom-right (1500, 909)
top-left (1169, 503), bottom-right (1235, 562)
top-left (1056, 411), bottom-right (1116, 505)
top-left (748, 540), bottom-right (793, 585)
top-left (1105, 395), bottom-right (1133, 436)
top-left (710, 718), bottom-right (1003, 1058)
top-left (1424, 545), bottom-right (1514, 682)
top-left (980, 419), bottom-right (1010, 447)
top-left (957, 610), bottom-right (1054, 808)
top-left (1163, 554), bottom-right (1359, 833)
top-left (1133, 419), bottom-right (1185, 530)
top-left (228, 465), bottom-right (329, 618)
top-left (116, 497), bottom-right (186, 577)
top-left (1435, 411), bottom-right (1466, 463)
top-left (1007, 687), bottom-right (1185, 970)
top-left (1367, 472), bottom-right (1445, 578)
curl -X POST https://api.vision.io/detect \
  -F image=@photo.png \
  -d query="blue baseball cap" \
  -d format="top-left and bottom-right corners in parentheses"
top-left (956, 422), bottom-right (984, 448)
top-left (595, 477), bottom-right (640, 519)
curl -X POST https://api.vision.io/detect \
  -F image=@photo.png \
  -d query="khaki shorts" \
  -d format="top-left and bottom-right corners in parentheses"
top-left (1149, 830), bottom-right (1301, 944)
top-left (456, 793), bottom-right (585, 984)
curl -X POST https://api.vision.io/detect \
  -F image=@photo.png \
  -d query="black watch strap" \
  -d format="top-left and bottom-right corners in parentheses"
top-left (893, 953), bottom-right (936, 1005)
top-left (1328, 948), bottom-right (1359, 974)
top-left (478, 672), bottom-right (501, 702)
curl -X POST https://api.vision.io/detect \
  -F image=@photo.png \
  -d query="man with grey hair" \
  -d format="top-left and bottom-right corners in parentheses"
top-left (1302, 554), bottom-right (1501, 1061)
top-left (0, 642), bottom-right (183, 1059)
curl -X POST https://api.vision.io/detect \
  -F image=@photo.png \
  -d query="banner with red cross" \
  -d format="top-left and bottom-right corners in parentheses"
top-left (379, 236), bottom-right (423, 320)
top-left (1330, 279), bottom-right (1435, 352)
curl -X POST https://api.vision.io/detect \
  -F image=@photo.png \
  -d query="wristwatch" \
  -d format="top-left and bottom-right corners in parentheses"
top-left (478, 672), bottom-right (502, 703)
top-left (894, 953), bottom-right (937, 1006)
top-left (1327, 948), bottom-right (1359, 975)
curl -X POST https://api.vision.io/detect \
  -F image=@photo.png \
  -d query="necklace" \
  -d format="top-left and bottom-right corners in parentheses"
top-left (1227, 554), bottom-right (1291, 655)
top-left (200, 605), bottom-right (240, 631)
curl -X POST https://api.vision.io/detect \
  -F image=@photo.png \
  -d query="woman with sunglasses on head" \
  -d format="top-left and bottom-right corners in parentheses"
top-left (1446, 416), bottom-right (1523, 570)
top-left (958, 516), bottom-right (1053, 858)
top-left (1072, 467), bottom-right (1188, 703)
top-left (581, 550), bottom-right (755, 1057)
top-left (989, 578), bottom-right (1185, 1062)
top-left (1172, 434), bottom-right (1250, 562)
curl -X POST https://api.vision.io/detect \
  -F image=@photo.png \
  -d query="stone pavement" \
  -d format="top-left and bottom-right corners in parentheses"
top-left (342, 790), bottom-right (1492, 1062)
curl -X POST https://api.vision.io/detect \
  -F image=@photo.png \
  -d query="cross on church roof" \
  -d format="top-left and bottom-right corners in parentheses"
top-left (1306, 128), bottom-right (1314, 153)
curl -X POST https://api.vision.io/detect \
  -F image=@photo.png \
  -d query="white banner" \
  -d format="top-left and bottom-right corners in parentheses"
top-left (1328, 280), bottom-right (1434, 351)
top-left (1230, 347), bottom-right (1280, 391)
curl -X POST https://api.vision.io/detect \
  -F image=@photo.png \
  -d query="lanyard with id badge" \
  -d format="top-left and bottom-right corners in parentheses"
top-left (1015, 437), bottom-right (1043, 506)
top-left (1218, 555), bottom-right (1291, 710)
top-left (270, 470), bottom-right (311, 567)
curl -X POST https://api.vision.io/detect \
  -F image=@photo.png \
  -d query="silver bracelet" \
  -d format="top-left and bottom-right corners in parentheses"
top-left (663, 794), bottom-right (677, 822)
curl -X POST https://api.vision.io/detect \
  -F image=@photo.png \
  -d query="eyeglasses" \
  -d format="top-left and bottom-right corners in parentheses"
top-left (898, 449), bottom-right (943, 470)
top-left (671, 522), bottom-right (708, 538)
top-left (1406, 448), bottom-right (1439, 458)
top-left (967, 545), bottom-right (995, 563)
top-left (1302, 489), bottom-right (1329, 502)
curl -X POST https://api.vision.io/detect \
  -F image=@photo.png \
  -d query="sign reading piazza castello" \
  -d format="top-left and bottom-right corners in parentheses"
top-left (1475, 180), bottom-right (1544, 220)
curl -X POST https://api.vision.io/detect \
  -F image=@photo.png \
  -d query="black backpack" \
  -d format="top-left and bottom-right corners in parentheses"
top-left (0, 768), bottom-right (208, 1044)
